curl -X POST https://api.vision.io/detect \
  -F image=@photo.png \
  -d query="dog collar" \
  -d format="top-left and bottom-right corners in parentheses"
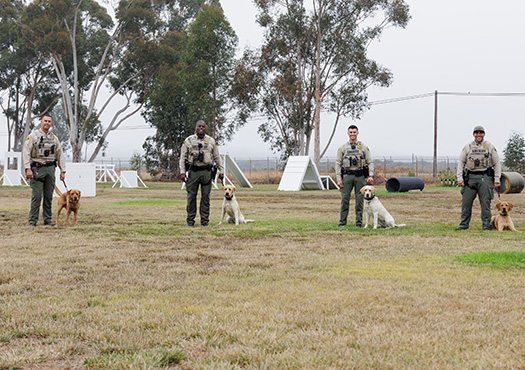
top-left (225, 196), bottom-right (233, 201)
top-left (365, 195), bottom-right (375, 201)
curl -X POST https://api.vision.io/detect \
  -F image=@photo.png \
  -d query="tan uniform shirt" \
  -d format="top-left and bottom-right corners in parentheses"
top-left (457, 140), bottom-right (500, 183)
top-left (179, 134), bottom-right (224, 174)
top-left (22, 129), bottom-right (66, 172)
top-left (335, 140), bottom-right (374, 182)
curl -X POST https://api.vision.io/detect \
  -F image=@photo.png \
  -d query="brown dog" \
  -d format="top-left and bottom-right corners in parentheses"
top-left (54, 185), bottom-right (81, 225)
top-left (491, 201), bottom-right (521, 232)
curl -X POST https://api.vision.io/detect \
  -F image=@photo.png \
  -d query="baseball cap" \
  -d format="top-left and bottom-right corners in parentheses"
top-left (473, 125), bottom-right (485, 133)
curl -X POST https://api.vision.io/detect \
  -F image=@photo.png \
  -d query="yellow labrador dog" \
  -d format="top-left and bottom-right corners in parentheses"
top-left (219, 185), bottom-right (254, 225)
top-left (360, 185), bottom-right (406, 229)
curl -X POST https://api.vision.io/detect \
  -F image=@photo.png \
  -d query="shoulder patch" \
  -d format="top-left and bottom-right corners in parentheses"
top-left (357, 144), bottom-right (362, 149)
top-left (50, 134), bottom-right (54, 139)
top-left (26, 135), bottom-right (31, 141)
top-left (484, 144), bottom-right (488, 148)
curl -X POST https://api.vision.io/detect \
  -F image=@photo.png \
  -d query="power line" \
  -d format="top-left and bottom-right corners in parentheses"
top-left (369, 92), bottom-right (434, 106)
top-left (369, 91), bottom-right (525, 106)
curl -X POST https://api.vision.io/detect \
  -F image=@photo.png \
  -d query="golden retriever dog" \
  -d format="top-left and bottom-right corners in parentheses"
top-left (491, 201), bottom-right (521, 232)
top-left (360, 185), bottom-right (406, 229)
top-left (218, 185), bottom-right (254, 225)
top-left (54, 185), bottom-right (81, 225)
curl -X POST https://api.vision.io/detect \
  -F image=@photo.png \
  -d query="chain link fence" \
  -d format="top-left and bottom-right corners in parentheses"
top-left (2, 155), bottom-right (504, 185)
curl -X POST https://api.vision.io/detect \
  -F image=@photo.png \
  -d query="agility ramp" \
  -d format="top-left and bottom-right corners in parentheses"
top-left (278, 156), bottom-right (324, 191)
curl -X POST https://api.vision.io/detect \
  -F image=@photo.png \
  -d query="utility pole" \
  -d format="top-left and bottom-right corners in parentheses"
top-left (433, 90), bottom-right (438, 185)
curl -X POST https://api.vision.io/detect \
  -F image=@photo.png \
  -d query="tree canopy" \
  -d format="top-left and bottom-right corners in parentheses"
top-left (503, 131), bottom-right (525, 173)
top-left (141, 3), bottom-right (241, 178)
top-left (234, 0), bottom-right (410, 163)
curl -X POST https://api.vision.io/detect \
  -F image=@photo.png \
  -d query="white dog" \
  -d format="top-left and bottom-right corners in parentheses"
top-left (219, 185), bottom-right (254, 225)
top-left (360, 185), bottom-right (406, 229)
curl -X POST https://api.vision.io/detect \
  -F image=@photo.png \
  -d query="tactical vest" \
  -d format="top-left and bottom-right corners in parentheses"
top-left (465, 143), bottom-right (493, 171)
top-left (31, 133), bottom-right (58, 163)
top-left (342, 141), bottom-right (366, 170)
top-left (186, 135), bottom-right (214, 166)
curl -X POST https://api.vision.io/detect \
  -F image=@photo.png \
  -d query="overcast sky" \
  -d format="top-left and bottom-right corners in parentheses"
top-left (2, 0), bottom-right (525, 162)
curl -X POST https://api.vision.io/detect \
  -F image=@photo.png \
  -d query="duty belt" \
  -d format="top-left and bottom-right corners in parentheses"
top-left (342, 167), bottom-right (364, 176)
top-left (189, 164), bottom-right (212, 172)
top-left (466, 169), bottom-right (490, 175)
top-left (31, 161), bottom-right (56, 168)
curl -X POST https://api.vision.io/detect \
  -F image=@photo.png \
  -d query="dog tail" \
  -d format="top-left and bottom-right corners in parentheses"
top-left (395, 223), bottom-right (407, 227)
top-left (54, 185), bottom-right (62, 196)
top-left (245, 219), bottom-right (255, 223)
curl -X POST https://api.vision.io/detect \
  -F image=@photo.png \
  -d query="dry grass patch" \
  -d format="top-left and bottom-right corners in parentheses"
top-left (0, 183), bottom-right (524, 369)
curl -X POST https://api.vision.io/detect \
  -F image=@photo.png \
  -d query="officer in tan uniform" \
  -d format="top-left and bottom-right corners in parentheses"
top-left (179, 120), bottom-right (224, 226)
top-left (456, 125), bottom-right (501, 231)
top-left (23, 115), bottom-right (66, 226)
top-left (335, 125), bottom-right (374, 227)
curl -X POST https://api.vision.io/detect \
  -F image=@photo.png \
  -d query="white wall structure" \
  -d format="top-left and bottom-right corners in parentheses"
top-left (1, 152), bottom-right (28, 186)
top-left (96, 164), bottom-right (118, 183)
top-left (114, 170), bottom-right (147, 188)
top-left (223, 154), bottom-right (252, 188)
top-left (55, 163), bottom-right (96, 197)
top-left (278, 156), bottom-right (324, 191)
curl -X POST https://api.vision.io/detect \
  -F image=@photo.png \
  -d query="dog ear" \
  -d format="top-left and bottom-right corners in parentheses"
top-left (495, 202), bottom-right (501, 210)
top-left (371, 187), bottom-right (376, 194)
top-left (508, 202), bottom-right (514, 211)
top-left (78, 190), bottom-right (81, 196)
top-left (222, 186), bottom-right (225, 190)
top-left (360, 187), bottom-right (365, 194)
top-left (232, 186), bottom-right (236, 193)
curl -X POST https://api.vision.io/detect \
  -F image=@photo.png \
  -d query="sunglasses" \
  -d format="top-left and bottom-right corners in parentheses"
top-left (473, 131), bottom-right (484, 134)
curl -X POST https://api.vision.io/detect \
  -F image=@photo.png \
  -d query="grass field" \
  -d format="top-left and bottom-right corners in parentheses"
top-left (1, 183), bottom-right (524, 369)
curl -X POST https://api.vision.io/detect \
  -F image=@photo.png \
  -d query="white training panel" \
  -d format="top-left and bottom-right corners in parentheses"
top-left (120, 170), bottom-right (138, 188)
top-left (55, 163), bottom-right (96, 197)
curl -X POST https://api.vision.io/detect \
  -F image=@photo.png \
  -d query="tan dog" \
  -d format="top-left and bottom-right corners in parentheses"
top-left (360, 185), bottom-right (406, 229)
top-left (54, 185), bottom-right (81, 225)
top-left (491, 201), bottom-right (521, 232)
top-left (218, 185), bottom-right (254, 225)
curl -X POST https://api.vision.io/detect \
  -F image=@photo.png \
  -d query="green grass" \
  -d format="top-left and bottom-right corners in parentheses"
top-left (0, 182), bottom-right (524, 369)
top-left (454, 251), bottom-right (525, 269)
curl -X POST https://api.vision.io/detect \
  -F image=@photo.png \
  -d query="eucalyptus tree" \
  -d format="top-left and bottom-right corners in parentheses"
top-left (142, 3), bottom-right (239, 178)
top-left (0, 0), bottom-right (58, 152)
top-left (236, 0), bottom-right (410, 163)
top-left (183, 3), bottom-right (238, 141)
top-left (18, 0), bottom-right (165, 162)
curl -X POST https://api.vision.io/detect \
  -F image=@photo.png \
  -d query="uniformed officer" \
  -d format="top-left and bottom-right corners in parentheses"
top-left (335, 125), bottom-right (374, 227)
top-left (22, 115), bottom-right (66, 226)
top-left (179, 120), bottom-right (224, 226)
top-left (456, 125), bottom-right (501, 231)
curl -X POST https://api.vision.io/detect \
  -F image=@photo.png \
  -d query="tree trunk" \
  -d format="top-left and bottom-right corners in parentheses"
top-left (313, 0), bottom-right (324, 166)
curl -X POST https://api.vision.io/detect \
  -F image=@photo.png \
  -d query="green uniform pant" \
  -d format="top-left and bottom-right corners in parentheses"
top-left (29, 165), bottom-right (56, 225)
top-left (459, 173), bottom-right (494, 229)
top-left (339, 174), bottom-right (366, 226)
top-left (186, 169), bottom-right (212, 224)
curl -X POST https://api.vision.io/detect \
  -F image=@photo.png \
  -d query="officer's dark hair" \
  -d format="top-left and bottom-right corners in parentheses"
top-left (195, 120), bottom-right (206, 127)
top-left (41, 114), bottom-right (53, 121)
top-left (348, 124), bottom-right (358, 131)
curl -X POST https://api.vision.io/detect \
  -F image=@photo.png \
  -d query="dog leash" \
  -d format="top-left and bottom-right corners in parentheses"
top-left (62, 179), bottom-right (69, 191)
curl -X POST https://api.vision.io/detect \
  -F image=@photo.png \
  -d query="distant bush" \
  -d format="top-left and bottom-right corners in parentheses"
top-left (439, 169), bottom-right (457, 186)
